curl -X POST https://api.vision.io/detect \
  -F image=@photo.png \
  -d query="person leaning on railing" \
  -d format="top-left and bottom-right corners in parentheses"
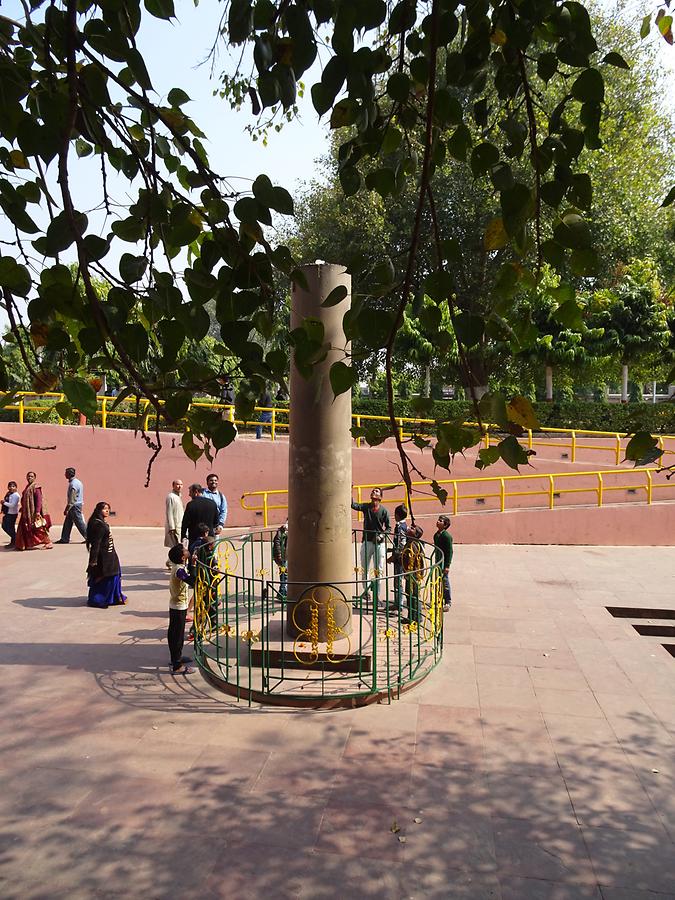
top-left (351, 487), bottom-right (391, 606)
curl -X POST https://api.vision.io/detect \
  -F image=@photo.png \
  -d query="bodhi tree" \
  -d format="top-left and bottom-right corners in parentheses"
top-left (0, 0), bottom-right (670, 493)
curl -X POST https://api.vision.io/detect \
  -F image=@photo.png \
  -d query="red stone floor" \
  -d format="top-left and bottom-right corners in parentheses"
top-left (2, 529), bottom-right (674, 899)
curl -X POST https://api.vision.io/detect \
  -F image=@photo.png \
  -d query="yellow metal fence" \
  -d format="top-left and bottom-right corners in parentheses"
top-left (2, 391), bottom-right (674, 467)
top-left (241, 467), bottom-right (675, 527)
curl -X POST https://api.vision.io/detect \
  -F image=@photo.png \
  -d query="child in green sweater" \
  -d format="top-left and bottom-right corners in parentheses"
top-left (433, 515), bottom-right (453, 612)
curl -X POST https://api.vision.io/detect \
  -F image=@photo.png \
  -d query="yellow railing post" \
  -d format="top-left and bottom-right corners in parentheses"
top-left (548, 474), bottom-right (555, 509)
top-left (142, 400), bottom-right (150, 431)
top-left (484, 431), bottom-right (490, 449)
top-left (646, 469), bottom-right (653, 505)
top-left (263, 493), bottom-right (269, 527)
top-left (527, 429), bottom-right (533, 450)
top-left (499, 478), bottom-right (506, 512)
top-left (271, 408), bottom-right (276, 441)
top-left (229, 405), bottom-right (235, 423)
top-left (101, 398), bottom-right (107, 429)
top-left (398, 418), bottom-right (404, 441)
top-left (453, 481), bottom-right (458, 517)
top-left (597, 473), bottom-right (603, 507)
top-left (615, 434), bottom-right (621, 466)
top-left (18, 397), bottom-right (24, 423)
top-left (571, 430), bottom-right (576, 463)
top-left (356, 415), bottom-right (362, 448)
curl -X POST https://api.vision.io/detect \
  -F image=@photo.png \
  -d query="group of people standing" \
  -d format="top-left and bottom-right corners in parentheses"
top-left (352, 487), bottom-right (453, 621)
top-left (2, 469), bottom-right (125, 608)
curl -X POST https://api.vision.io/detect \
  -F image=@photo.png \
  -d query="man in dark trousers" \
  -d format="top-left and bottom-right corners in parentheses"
top-left (433, 514), bottom-right (453, 612)
top-left (56, 467), bottom-right (87, 544)
top-left (181, 484), bottom-right (219, 553)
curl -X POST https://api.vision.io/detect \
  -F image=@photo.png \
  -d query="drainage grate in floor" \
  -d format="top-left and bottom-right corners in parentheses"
top-left (607, 606), bottom-right (675, 620)
top-left (632, 624), bottom-right (675, 638)
top-left (607, 607), bottom-right (675, 662)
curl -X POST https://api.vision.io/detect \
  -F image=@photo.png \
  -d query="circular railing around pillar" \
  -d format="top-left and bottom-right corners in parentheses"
top-left (191, 528), bottom-right (445, 708)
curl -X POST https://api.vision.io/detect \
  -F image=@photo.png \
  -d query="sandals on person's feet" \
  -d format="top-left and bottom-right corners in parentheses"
top-left (172, 663), bottom-right (194, 675)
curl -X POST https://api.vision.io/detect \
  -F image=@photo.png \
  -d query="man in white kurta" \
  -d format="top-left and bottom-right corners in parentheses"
top-left (164, 480), bottom-right (184, 550)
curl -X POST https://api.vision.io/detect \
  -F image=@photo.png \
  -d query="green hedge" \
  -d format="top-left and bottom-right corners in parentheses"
top-left (352, 398), bottom-right (675, 434)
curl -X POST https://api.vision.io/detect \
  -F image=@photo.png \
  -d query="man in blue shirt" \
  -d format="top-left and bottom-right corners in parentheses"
top-left (203, 473), bottom-right (227, 534)
top-left (56, 467), bottom-right (87, 544)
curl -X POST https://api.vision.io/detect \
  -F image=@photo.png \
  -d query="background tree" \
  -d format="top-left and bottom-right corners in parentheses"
top-left (588, 258), bottom-right (671, 401)
top-left (0, 0), bottom-right (672, 486)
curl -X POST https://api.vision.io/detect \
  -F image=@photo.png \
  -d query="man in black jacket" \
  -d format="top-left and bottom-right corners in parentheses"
top-left (181, 484), bottom-right (219, 552)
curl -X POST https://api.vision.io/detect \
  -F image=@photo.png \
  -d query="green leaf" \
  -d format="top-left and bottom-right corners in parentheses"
top-left (660, 186), bottom-right (675, 208)
top-left (507, 396), bottom-right (539, 430)
top-left (45, 210), bottom-right (88, 254)
top-left (145, 0), bottom-right (175, 20)
top-left (118, 323), bottom-right (149, 361)
top-left (640, 14), bottom-right (651, 38)
top-left (453, 313), bottom-right (483, 348)
top-left (447, 124), bottom-right (472, 162)
top-left (54, 401), bottom-right (73, 419)
top-left (475, 446), bottom-right (501, 470)
top-left (478, 393), bottom-right (509, 429)
top-left (168, 88), bottom-right (191, 107)
top-left (387, 72), bottom-right (410, 102)
top-left (339, 166), bottom-right (361, 197)
top-left (211, 419), bottom-right (237, 451)
top-left (602, 52), bottom-right (629, 69)
top-left (470, 142), bottom-right (500, 177)
top-left (0, 257), bottom-right (31, 296)
top-left (321, 284), bottom-right (349, 308)
top-left (433, 89), bottom-right (462, 126)
top-left (498, 435), bottom-right (531, 470)
top-left (164, 391), bottom-right (191, 421)
top-left (571, 68), bottom-right (604, 104)
top-left (554, 213), bottom-right (592, 250)
top-left (181, 430), bottom-right (204, 463)
top-left (119, 253), bottom-right (148, 284)
top-left (329, 361), bottom-right (357, 396)
top-left (569, 248), bottom-right (598, 276)
top-left (484, 218), bottom-right (508, 251)
top-left (431, 481), bottom-right (448, 505)
top-left (624, 431), bottom-right (661, 467)
top-left (62, 377), bottom-right (97, 420)
top-left (127, 48), bottom-right (152, 90)
top-left (568, 173), bottom-right (592, 210)
top-left (553, 298), bottom-right (584, 330)
top-left (82, 234), bottom-right (110, 262)
top-left (330, 99), bottom-right (359, 129)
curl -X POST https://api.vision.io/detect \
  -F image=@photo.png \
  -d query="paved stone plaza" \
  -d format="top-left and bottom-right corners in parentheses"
top-left (2, 530), bottom-right (674, 899)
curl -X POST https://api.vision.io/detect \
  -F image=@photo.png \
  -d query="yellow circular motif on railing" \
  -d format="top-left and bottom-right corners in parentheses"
top-left (291, 587), bottom-right (352, 665)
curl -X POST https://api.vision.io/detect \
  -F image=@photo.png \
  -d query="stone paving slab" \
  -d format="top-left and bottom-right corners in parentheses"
top-left (1, 531), bottom-right (674, 899)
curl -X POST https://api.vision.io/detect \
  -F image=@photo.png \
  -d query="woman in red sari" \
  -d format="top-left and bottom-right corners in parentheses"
top-left (15, 471), bottom-right (53, 550)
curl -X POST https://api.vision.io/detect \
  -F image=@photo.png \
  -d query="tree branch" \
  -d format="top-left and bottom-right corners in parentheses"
top-left (384, 0), bottom-right (441, 520)
top-left (0, 434), bottom-right (56, 450)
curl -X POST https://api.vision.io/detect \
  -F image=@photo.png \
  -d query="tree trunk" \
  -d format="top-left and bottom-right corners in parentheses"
top-left (424, 364), bottom-right (431, 397)
top-left (545, 365), bottom-right (553, 402)
top-left (460, 353), bottom-right (489, 404)
top-left (621, 364), bottom-right (628, 403)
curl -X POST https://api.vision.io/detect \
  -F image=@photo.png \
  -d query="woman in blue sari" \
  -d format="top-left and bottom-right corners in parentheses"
top-left (86, 502), bottom-right (127, 608)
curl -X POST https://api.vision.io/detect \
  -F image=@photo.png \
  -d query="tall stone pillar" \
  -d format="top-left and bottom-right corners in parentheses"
top-left (286, 263), bottom-right (353, 640)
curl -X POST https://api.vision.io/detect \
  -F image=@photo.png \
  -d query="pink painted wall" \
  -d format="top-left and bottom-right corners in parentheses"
top-left (1, 422), bottom-right (673, 544)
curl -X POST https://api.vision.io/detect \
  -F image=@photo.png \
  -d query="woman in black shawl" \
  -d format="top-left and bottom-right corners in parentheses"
top-left (86, 501), bottom-right (127, 608)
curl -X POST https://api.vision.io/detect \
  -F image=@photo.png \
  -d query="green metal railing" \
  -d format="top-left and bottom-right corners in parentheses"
top-left (191, 528), bottom-right (444, 707)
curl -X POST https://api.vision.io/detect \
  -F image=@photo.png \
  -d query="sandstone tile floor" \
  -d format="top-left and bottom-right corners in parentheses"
top-left (1, 531), bottom-right (674, 899)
